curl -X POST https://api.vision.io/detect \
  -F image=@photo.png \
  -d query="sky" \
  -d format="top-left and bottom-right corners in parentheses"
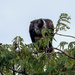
top-left (0, 0), bottom-right (75, 48)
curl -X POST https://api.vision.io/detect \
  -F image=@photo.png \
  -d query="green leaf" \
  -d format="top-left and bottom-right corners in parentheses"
top-left (68, 41), bottom-right (75, 49)
top-left (58, 41), bottom-right (68, 49)
top-left (46, 66), bottom-right (54, 73)
top-left (55, 13), bottom-right (71, 33)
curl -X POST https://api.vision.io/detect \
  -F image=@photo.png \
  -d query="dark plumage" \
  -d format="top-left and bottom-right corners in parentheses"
top-left (29, 18), bottom-right (54, 53)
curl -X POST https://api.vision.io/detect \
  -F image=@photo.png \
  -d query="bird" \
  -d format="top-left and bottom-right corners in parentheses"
top-left (29, 18), bottom-right (55, 54)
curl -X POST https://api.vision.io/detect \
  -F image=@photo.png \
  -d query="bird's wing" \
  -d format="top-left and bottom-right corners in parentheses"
top-left (29, 22), bottom-right (36, 42)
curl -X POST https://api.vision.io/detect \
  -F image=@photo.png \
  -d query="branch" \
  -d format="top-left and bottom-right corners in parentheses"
top-left (9, 67), bottom-right (28, 75)
top-left (54, 47), bottom-right (75, 59)
top-left (3, 64), bottom-right (29, 75)
top-left (34, 47), bottom-right (75, 59)
top-left (55, 33), bottom-right (75, 39)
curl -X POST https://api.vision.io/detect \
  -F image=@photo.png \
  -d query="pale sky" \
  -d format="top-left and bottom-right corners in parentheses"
top-left (0, 0), bottom-right (75, 47)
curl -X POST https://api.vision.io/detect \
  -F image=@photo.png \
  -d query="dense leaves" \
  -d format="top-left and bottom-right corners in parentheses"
top-left (0, 13), bottom-right (75, 75)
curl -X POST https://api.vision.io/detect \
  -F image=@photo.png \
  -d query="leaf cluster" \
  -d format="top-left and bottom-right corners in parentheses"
top-left (55, 13), bottom-right (71, 33)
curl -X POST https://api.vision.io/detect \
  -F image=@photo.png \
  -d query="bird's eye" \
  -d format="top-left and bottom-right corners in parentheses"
top-left (35, 21), bottom-right (38, 23)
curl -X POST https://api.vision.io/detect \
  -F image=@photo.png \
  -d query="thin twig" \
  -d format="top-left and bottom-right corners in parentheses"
top-left (9, 68), bottom-right (26, 74)
top-left (55, 33), bottom-right (75, 39)
top-left (54, 47), bottom-right (75, 59)
top-left (13, 60), bottom-right (15, 75)
top-left (9, 67), bottom-right (28, 75)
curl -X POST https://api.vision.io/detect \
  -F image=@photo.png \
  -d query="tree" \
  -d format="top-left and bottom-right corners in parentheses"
top-left (0, 13), bottom-right (75, 75)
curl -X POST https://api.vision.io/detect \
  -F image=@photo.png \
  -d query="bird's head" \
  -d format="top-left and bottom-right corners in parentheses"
top-left (33, 19), bottom-right (47, 35)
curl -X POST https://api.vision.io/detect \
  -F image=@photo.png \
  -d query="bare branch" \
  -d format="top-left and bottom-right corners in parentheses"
top-left (54, 47), bottom-right (75, 59)
top-left (55, 33), bottom-right (75, 39)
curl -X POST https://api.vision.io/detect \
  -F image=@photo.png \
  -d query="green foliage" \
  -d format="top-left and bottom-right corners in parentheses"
top-left (68, 41), bottom-right (75, 49)
top-left (58, 41), bottom-right (68, 49)
top-left (55, 13), bottom-right (71, 33)
top-left (33, 28), bottom-right (54, 51)
top-left (0, 36), bottom-right (75, 75)
top-left (0, 13), bottom-right (75, 75)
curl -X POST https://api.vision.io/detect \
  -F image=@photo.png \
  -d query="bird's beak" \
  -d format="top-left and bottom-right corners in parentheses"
top-left (42, 19), bottom-right (47, 29)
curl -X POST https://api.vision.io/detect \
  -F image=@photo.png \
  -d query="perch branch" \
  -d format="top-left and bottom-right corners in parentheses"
top-left (54, 47), bottom-right (75, 59)
top-left (34, 47), bottom-right (75, 59)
